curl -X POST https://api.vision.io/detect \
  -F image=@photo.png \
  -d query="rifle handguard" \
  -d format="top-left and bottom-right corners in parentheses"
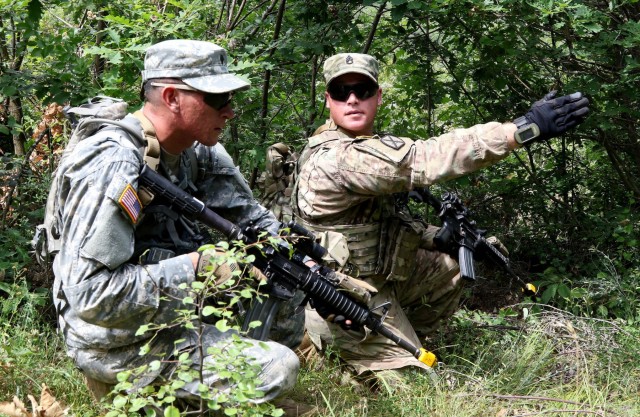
top-left (140, 166), bottom-right (435, 368)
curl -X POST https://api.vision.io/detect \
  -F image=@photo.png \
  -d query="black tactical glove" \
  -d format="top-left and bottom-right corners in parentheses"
top-left (310, 298), bottom-right (360, 331)
top-left (513, 91), bottom-right (590, 145)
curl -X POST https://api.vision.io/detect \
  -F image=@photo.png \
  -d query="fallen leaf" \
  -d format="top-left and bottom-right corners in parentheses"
top-left (0, 384), bottom-right (67, 417)
top-left (0, 396), bottom-right (30, 417)
top-left (38, 384), bottom-right (67, 417)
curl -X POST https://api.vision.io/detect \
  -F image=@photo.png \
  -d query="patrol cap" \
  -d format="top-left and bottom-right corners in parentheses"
top-left (141, 39), bottom-right (250, 94)
top-left (323, 53), bottom-right (379, 86)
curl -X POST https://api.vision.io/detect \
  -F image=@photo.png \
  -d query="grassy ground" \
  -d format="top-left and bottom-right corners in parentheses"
top-left (1, 286), bottom-right (638, 417)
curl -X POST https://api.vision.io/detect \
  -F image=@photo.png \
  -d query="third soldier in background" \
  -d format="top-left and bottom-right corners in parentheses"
top-left (291, 53), bottom-right (589, 387)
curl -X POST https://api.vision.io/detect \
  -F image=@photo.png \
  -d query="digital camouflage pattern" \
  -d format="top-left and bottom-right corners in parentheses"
top-left (52, 112), bottom-right (298, 403)
top-left (294, 122), bottom-right (515, 373)
top-left (142, 39), bottom-right (250, 94)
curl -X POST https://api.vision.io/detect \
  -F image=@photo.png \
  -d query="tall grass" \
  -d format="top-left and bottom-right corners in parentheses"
top-left (1, 284), bottom-right (638, 417)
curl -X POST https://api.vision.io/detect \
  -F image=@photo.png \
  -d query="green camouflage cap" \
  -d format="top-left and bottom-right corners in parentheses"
top-left (323, 53), bottom-right (379, 86)
top-left (142, 39), bottom-right (250, 94)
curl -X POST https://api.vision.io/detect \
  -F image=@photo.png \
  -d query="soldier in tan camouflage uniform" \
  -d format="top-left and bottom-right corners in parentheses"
top-left (50, 40), bottom-right (302, 412)
top-left (293, 53), bottom-right (589, 378)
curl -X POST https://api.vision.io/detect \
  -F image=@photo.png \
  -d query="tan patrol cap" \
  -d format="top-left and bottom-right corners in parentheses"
top-left (323, 53), bottom-right (379, 86)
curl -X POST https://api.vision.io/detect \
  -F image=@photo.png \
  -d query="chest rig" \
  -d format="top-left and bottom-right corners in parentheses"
top-left (292, 129), bottom-right (426, 281)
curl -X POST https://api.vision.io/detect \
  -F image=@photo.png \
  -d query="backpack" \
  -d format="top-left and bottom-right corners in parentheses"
top-left (31, 96), bottom-right (162, 266)
top-left (257, 142), bottom-right (298, 224)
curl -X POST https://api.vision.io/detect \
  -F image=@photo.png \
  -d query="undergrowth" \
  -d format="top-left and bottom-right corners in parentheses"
top-left (1, 266), bottom-right (639, 417)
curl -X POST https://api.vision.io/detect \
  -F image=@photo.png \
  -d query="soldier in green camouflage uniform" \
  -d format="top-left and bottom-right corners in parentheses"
top-left (51, 40), bottom-right (299, 408)
top-left (293, 53), bottom-right (589, 375)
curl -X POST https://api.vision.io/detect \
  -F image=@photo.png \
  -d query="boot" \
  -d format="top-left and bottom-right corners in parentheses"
top-left (272, 398), bottom-right (318, 417)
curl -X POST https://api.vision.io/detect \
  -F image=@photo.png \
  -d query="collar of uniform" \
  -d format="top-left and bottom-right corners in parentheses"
top-left (132, 109), bottom-right (158, 139)
top-left (308, 126), bottom-right (350, 147)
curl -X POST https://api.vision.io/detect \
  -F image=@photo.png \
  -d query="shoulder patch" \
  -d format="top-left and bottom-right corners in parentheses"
top-left (379, 135), bottom-right (405, 150)
top-left (352, 135), bottom-right (414, 164)
top-left (118, 183), bottom-right (142, 224)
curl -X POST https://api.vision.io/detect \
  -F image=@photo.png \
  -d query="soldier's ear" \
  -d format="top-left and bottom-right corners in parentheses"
top-left (159, 86), bottom-right (181, 113)
top-left (324, 91), bottom-right (331, 109)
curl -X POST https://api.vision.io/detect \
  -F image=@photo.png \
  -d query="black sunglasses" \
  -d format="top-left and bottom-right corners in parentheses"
top-left (149, 82), bottom-right (233, 110)
top-left (202, 92), bottom-right (233, 110)
top-left (327, 82), bottom-right (378, 102)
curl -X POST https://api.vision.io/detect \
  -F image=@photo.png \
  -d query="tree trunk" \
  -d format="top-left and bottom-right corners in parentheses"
top-left (9, 97), bottom-right (25, 156)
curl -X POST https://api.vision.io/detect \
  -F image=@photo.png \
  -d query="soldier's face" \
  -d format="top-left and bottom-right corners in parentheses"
top-left (325, 73), bottom-right (381, 136)
top-left (180, 89), bottom-right (236, 147)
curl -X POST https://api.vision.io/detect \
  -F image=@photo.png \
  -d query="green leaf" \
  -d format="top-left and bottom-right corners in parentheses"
top-left (112, 394), bottom-right (128, 408)
top-left (557, 284), bottom-right (571, 299)
top-left (164, 405), bottom-right (180, 417)
top-left (541, 284), bottom-right (557, 304)
top-left (26, 0), bottom-right (42, 23)
top-left (136, 324), bottom-right (150, 336)
top-left (216, 319), bottom-right (231, 332)
top-left (178, 371), bottom-right (193, 382)
top-left (139, 343), bottom-right (150, 355)
top-left (202, 305), bottom-right (217, 316)
top-left (597, 305), bottom-right (608, 317)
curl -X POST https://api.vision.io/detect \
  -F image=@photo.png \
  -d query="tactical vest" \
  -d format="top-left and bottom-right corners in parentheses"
top-left (291, 128), bottom-right (426, 281)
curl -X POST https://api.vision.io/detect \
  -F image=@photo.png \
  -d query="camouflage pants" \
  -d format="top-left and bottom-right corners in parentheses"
top-left (305, 248), bottom-right (462, 374)
top-left (71, 324), bottom-right (299, 404)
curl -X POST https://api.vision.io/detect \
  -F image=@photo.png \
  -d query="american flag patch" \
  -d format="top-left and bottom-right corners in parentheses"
top-left (118, 184), bottom-right (142, 224)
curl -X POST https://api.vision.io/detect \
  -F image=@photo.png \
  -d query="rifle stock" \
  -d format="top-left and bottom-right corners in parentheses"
top-left (138, 165), bottom-right (437, 367)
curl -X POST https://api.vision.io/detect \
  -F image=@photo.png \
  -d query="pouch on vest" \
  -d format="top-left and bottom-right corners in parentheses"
top-left (378, 211), bottom-right (423, 281)
top-left (258, 142), bottom-right (298, 224)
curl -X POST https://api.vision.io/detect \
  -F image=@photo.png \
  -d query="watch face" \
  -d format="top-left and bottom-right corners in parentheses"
top-left (519, 127), bottom-right (537, 142)
top-left (516, 123), bottom-right (541, 144)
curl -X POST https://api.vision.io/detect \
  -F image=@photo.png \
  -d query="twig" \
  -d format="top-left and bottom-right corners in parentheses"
top-left (489, 394), bottom-right (620, 417)
top-left (512, 409), bottom-right (605, 417)
top-left (1, 127), bottom-right (51, 229)
top-left (475, 325), bottom-right (523, 331)
top-left (491, 394), bottom-right (582, 406)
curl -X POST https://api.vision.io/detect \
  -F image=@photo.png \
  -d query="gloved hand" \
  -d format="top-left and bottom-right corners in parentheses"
top-left (197, 248), bottom-right (267, 286)
top-left (485, 235), bottom-right (509, 257)
top-left (514, 91), bottom-right (590, 145)
top-left (310, 298), bottom-right (360, 331)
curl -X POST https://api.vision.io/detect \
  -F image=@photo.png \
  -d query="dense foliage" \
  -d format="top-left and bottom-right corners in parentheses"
top-left (3, 0), bottom-right (637, 319)
top-left (0, 0), bottom-right (638, 414)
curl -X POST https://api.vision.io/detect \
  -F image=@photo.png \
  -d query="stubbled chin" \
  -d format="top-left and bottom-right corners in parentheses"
top-left (199, 136), bottom-right (220, 146)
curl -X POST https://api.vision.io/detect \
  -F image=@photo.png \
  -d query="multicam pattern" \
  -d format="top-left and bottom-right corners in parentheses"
top-left (295, 122), bottom-right (514, 372)
top-left (52, 113), bottom-right (298, 403)
top-left (323, 53), bottom-right (379, 85)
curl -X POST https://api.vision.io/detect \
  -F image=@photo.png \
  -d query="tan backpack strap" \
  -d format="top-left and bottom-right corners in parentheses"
top-left (132, 110), bottom-right (161, 172)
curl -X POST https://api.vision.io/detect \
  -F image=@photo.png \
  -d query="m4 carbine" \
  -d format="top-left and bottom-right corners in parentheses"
top-left (409, 188), bottom-right (536, 295)
top-left (139, 165), bottom-right (437, 367)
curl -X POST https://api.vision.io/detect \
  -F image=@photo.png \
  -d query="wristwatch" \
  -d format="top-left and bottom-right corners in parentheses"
top-left (513, 116), bottom-right (541, 145)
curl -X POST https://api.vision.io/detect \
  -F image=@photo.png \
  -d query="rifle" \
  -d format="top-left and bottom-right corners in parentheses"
top-left (139, 165), bottom-right (437, 367)
top-left (409, 188), bottom-right (536, 295)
